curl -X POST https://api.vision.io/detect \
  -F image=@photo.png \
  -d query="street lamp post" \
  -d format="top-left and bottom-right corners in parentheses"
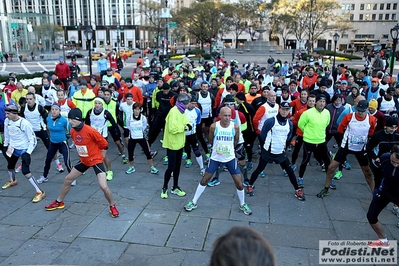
top-left (333, 33), bottom-right (339, 71)
top-left (84, 26), bottom-right (93, 77)
top-left (389, 24), bottom-right (399, 76)
top-left (307, 0), bottom-right (315, 55)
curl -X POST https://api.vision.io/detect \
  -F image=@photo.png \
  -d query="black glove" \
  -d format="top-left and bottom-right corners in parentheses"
top-left (185, 124), bottom-right (193, 131)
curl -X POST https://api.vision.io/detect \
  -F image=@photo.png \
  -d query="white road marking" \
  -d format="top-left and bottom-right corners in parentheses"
top-left (21, 63), bottom-right (31, 74)
top-left (1, 63), bottom-right (5, 72)
top-left (37, 62), bottom-right (49, 72)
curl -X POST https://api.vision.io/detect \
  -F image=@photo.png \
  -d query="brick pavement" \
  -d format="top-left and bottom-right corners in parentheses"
top-left (0, 136), bottom-right (398, 265)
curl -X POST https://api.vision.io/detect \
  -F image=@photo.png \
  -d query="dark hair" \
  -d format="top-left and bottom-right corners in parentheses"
top-left (133, 102), bottom-right (142, 109)
top-left (210, 226), bottom-right (276, 266)
top-left (26, 92), bottom-right (36, 98)
top-left (331, 93), bottom-right (343, 103)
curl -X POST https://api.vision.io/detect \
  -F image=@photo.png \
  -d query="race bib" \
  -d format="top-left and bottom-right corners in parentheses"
top-left (75, 145), bottom-right (89, 157)
top-left (351, 135), bottom-right (366, 145)
top-left (215, 143), bottom-right (232, 155)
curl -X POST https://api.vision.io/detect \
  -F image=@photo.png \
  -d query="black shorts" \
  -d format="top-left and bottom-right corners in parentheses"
top-left (235, 143), bottom-right (246, 161)
top-left (333, 147), bottom-right (369, 167)
top-left (201, 117), bottom-right (213, 127)
top-left (107, 126), bottom-right (121, 142)
top-left (74, 161), bottom-right (106, 175)
top-left (123, 128), bottom-right (130, 138)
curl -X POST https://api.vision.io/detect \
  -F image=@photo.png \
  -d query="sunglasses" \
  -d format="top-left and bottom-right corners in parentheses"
top-left (225, 102), bottom-right (235, 106)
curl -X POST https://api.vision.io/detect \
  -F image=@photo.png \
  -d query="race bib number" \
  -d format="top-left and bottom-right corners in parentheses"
top-left (75, 145), bottom-right (89, 157)
top-left (6, 146), bottom-right (14, 157)
top-left (351, 135), bottom-right (366, 145)
top-left (215, 143), bottom-right (232, 155)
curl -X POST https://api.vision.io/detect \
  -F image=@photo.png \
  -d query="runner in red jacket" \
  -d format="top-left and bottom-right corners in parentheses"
top-left (44, 108), bottom-right (120, 218)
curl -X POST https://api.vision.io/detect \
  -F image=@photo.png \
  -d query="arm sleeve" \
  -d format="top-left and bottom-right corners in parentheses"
top-left (106, 110), bottom-right (118, 128)
top-left (195, 108), bottom-right (202, 125)
top-left (337, 114), bottom-right (351, 134)
top-left (297, 111), bottom-right (308, 131)
top-left (253, 106), bottom-right (265, 133)
top-left (366, 135), bottom-right (379, 161)
top-left (368, 116), bottom-right (377, 136)
top-left (3, 119), bottom-right (9, 146)
top-left (167, 111), bottom-right (187, 135)
top-left (23, 121), bottom-right (37, 154)
top-left (259, 118), bottom-right (274, 142)
top-left (68, 100), bottom-right (77, 109)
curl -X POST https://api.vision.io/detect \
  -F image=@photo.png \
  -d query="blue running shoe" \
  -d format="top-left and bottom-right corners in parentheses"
top-left (247, 162), bottom-right (253, 171)
top-left (207, 179), bottom-right (220, 187)
top-left (291, 164), bottom-right (297, 171)
top-left (343, 161), bottom-right (351, 170)
top-left (297, 177), bottom-right (304, 188)
top-left (259, 171), bottom-right (265, 178)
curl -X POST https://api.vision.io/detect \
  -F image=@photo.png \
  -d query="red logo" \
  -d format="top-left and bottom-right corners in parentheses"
top-left (75, 134), bottom-right (83, 143)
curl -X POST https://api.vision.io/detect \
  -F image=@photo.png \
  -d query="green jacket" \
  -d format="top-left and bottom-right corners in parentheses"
top-left (162, 106), bottom-right (189, 150)
top-left (298, 107), bottom-right (330, 144)
top-left (152, 87), bottom-right (161, 109)
top-left (72, 89), bottom-right (95, 118)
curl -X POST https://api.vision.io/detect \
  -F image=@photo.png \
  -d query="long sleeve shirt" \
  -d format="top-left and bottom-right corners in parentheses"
top-left (4, 117), bottom-right (37, 154)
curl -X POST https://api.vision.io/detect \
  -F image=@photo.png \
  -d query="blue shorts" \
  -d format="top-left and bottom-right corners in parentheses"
top-left (206, 158), bottom-right (240, 175)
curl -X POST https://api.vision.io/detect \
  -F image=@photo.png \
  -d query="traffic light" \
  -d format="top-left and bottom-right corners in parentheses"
top-left (16, 30), bottom-right (20, 37)
top-left (12, 30), bottom-right (15, 37)
top-left (74, 25), bottom-right (78, 29)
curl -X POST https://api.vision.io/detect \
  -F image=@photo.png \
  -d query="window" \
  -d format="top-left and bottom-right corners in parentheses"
top-left (393, 14), bottom-right (397, 20)
top-left (380, 3), bottom-right (384, 10)
top-left (372, 14), bottom-right (376, 20)
top-left (346, 4), bottom-right (351, 10)
top-left (373, 4), bottom-right (377, 10)
top-left (394, 3), bottom-right (397, 10)
top-left (387, 3), bottom-right (391, 10)
top-left (365, 14), bottom-right (370, 20)
top-left (379, 14), bottom-right (383, 20)
top-left (351, 4), bottom-right (355, 10)
top-left (341, 4), bottom-right (346, 10)
top-left (349, 14), bottom-right (354, 20)
top-left (382, 34), bottom-right (389, 38)
top-left (360, 4), bottom-right (364, 10)
top-left (385, 14), bottom-right (389, 20)
top-left (366, 4), bottom-right (371, 10)
top-left (359, 14), bottom-right (364, 20)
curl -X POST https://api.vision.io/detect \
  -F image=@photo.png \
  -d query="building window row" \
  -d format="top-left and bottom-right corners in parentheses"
top-left (360, 3), bottom-right (397, 11)
top-left (358, 13), bottom-right (396, 20)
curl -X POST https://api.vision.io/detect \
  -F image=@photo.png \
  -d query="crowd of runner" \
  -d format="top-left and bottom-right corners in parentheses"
top-left (1, 53), bottom-right (399, 248)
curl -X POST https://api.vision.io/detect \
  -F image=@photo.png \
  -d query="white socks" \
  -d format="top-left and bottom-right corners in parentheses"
top-left (192, 184), bottom-right (206, 204)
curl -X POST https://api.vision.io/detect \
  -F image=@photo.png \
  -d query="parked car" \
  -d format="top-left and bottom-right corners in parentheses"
top-left (343, 48), bottom-right (354, 54)
top-left (91, 52), bottom-right (102, 60)
top-left (66, 50), bottom-right (84, 59)
top-left (313, 47), bottom-right (325, 53)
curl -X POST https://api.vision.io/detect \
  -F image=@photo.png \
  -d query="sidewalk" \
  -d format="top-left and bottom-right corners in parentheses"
top-left (1, 136), bottom-right (398, 265)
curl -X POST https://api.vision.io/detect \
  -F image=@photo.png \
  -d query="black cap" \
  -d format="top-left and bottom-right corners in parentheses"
top-left (385, 116), bottom-right (398, 127)
top-left (68, 108), bottom-right (83, 121)
top-left (319, 77), bottom-right (327, 87)
top-left (356, 100), bottom-right (368, 112)
top-left (236, 92), bottom-right (246, 101)
top-left (280, 102), bottom-right (291, 109)
top-left (316, 94), bottom-right (327, 102)
top-left (387, 87), bottom-right (395, 94)
top-left (107, 68), bottom-right (112, 71)
top-left (162, 83), bottom-right (170, 90)
top-left (224, 95), bottom-right (235, 103)
top-left (90, 76), bottom-right (97, 81)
